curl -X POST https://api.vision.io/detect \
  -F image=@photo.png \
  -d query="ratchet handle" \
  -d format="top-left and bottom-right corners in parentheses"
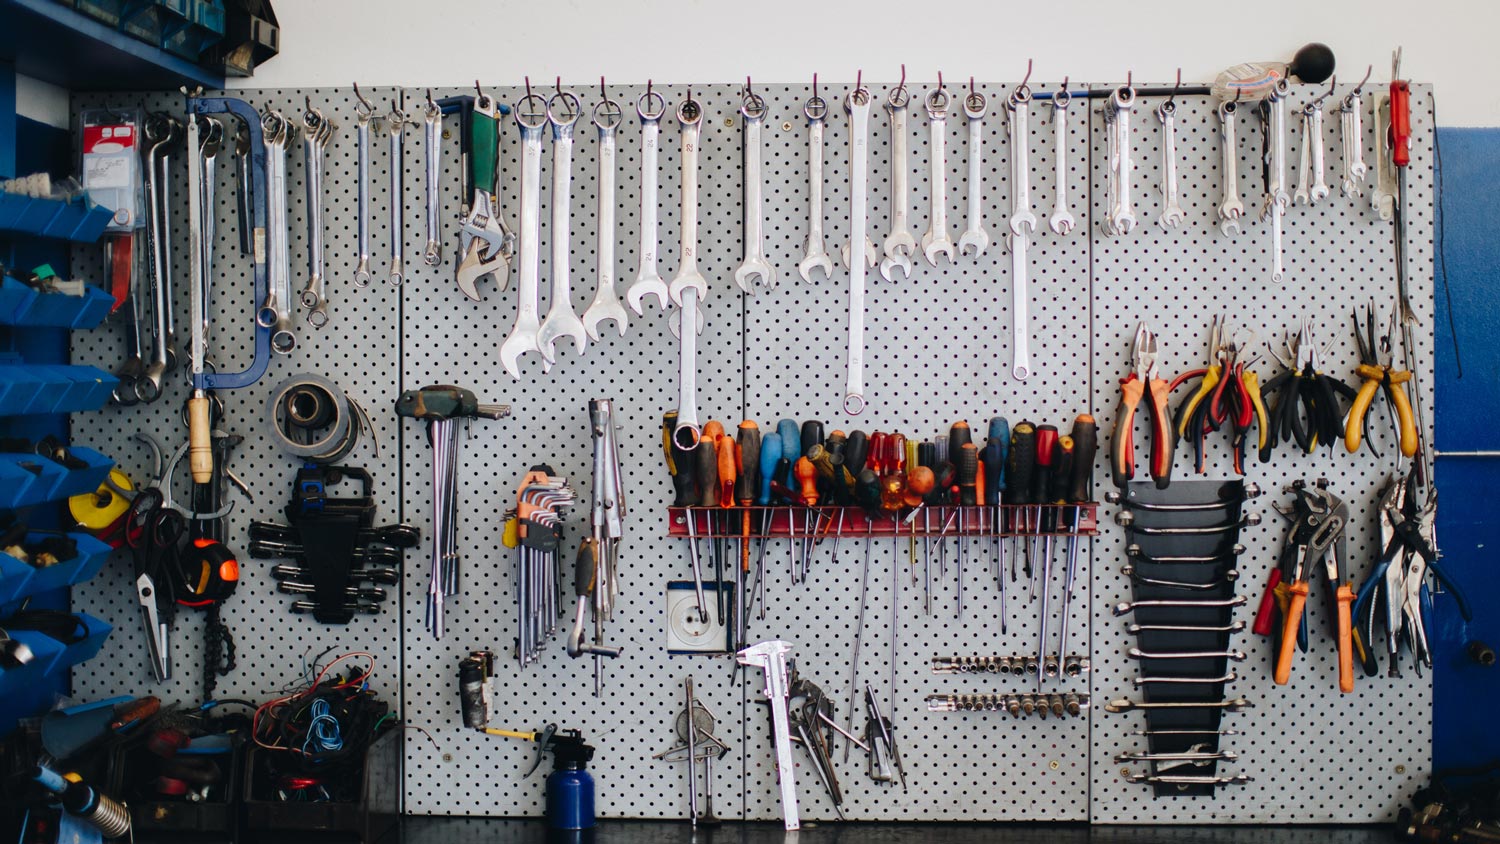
top-left (1390, 80), bottom-right (1412, 168)
top-left (188, 394), bottom-right (213, 483)
top-left (472, 107), bottom-right (498, 192)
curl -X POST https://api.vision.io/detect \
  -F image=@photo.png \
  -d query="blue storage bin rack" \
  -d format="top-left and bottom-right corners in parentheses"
top-left (0, 364), bottom-right (118, 416)
top-left (0, 629), bottom-right (65, 696)
top-left (1, 282), bottom-right (114, 329)
top-left (0, 192), bottom-right (114, 243)
top-left (63, 612), bottom-right (111, 665)
top-left (0, 550), bottom-right (33, 605)
top-left (4, 455), bottom-right (66, 507)
top-left (0, 531), bottom-right (112, 604)
top-left (0, 448), bottom-right (117, 510)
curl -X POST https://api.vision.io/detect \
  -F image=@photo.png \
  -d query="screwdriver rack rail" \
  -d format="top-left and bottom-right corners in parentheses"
top-left (665, 504), bottom-right (1100, 539)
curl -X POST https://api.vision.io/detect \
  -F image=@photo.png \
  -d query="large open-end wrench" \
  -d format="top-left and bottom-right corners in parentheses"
top-left (959, 88), bottom-right (989, 256)
top-left (353, 86), bottom-right (374, 287)
top-left (299, 102), bottom-right (336, 328)
top-left (1262, 81), bottom-right (1290, 283)
top-left (1048, 90), bottom-right (1075, 235)
top-left (254, 110), bottom-right (296, 356)
top-left (386, 100), bottom-right (408, 285)
top-left (583, 94), bottom-right (628, 340)
top-left (844, 86), bottom-right (873, 415)
top-left (1340, 88), bottom-right (1367, 197)
top-left (1156, 101), bottom-right (1185, 229)
top-left (137, 113), bottom-right (181, 403)
top-left (500, 94), bottom-right (549, 380)
top-left (733, 89), bottom-right (773, 294)
top-left (455, 92), bottom-right (512, 300)
top-left (627, 91), bottom-right (669, 315)
top-left (1216, 101), bottom-right (1244, 236)
top-left (798, 92), bottom-right (833, 284)
top-left (1006, 86), bottom-right (1038, 236)
top-left (669, 94), bottom-right (707, 450)
top-left (422, 93), bottom-right (443, 266)
top-left (879, 86), bottom-right (914, 282)
top-left (738, 641), bottom-right (801, 831)
top-left (922, 87), bottom-right (956, 266)
top-left (537, 90), bottom-right (587, 364)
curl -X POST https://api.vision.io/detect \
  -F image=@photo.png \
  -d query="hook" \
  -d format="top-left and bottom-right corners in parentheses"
top-left (555, 76), bottom-right (563, 99)
top-left (937, 71), bottom-right (944, 93)
top-left (1165, 68), bottom-right (1182, 108)
top-left (475, 79), bottom-right (483, 98)
top-left (647, 78), bottom-right (653, 100)
top-left (745, 76), bottom-right (753, 100)
top-left (353, 82), bottom-right (373, 111)
top-left (1125, 69), bottom-right (1133, 90)
top-left (1352, 64), bottom-right (1373, 97)
top-left (425, 88), bottom-right (435, 111)
top-left (897, 64), bottom-right (905, 93)
top-left (1060, 76), bottom-right (1069, 95)
top-left (600, 75), bottom-right (607, 100)
top-left (525, 76), bottom-right (533, 101)
top-left (970, 75), bottom-right (976, 97)
top-left (813, 72), bottom-right (819, 101)
top-left (1019, 58), bottom-right (1033, 92)
top-left (856, 69), bottom-right (863, 92)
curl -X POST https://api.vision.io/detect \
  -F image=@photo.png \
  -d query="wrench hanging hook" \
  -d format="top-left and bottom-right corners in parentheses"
top-left (1350, 65), bottom-right (1374, 99)
top-left (1165, 68), bottom-right (1182, 110)
top-left (1017, 59), bottom-right (1033, 97)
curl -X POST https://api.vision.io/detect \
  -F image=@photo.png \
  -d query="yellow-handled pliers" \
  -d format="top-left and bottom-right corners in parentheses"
top-left (1345, 302), bottom-right (1418, 458)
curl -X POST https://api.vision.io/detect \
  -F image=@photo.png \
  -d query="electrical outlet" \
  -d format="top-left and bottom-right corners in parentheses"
top-left (665, 581), bottom-right (733, 654)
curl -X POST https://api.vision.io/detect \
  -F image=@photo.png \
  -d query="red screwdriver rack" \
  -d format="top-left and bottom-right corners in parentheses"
top-left (664, 503), bottom-right (1099, 539)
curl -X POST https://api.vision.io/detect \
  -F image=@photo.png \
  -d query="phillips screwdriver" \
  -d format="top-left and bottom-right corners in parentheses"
top-left (775, 419), bottom-right (800, 581)
top-left (736, 421), bottom-right (760, 631)
top-left (1007, 422), bottom-right (1037, 587)
top-left (823, 430), bottom-right (849, 560)
top-left (698, 421), bottom-right (724, 624)
top-left (956, 441), bottom-right (979, 621)
top-left (1030, 424), bottom-right (1058, 595)
top-left (801, 420), bottom-right (827, 562)
top-left (754, 433), bottom-right (782, 618)
top-left (948, 422), bottom-right (974, 598)
top-left (664, 410), bottom-right (706, 622)
top-left (904, 437), bottom-right (920, 576)
top-left (982, 417), bottom-right (1009, 575)
top-left (717, 434), bottom-right (738, 633)
top-left (1059, 415), bottom-right (1097, 661)
top-left (1040, 435), bottom-right (1073, 682)
top-left (882, 434), bottom-right (907, 586)
top-left (916, 440), bottom-right (937, 610)
top-left (793, 455), bottom-right (819, 580)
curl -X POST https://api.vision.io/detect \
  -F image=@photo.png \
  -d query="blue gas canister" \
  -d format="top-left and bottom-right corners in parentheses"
top-left (543, 731), bottom-right (595, 830)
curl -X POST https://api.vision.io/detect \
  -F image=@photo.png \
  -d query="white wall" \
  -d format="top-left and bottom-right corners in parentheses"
top-left (229, 0), bottom-right (1500, 126)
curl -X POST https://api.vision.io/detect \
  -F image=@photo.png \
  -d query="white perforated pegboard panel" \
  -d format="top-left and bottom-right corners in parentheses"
top-left (66, 87), bottom-right (408, 718)
top-left (62, 79), bottom-right (1436, 824)
top-left (1087, 83), bottom-right (1435, 823)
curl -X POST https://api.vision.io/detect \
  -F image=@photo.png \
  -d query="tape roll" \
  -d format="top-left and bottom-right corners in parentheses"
top-left (265, 374), bottom-right (375, 464)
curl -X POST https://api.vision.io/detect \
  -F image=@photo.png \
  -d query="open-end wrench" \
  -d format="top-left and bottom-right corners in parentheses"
top-left (386, 99), bottom-right (408, 285)
top-left (1262, 80), bottom-right (1290, 283)
top-left (1048, 90), bottom-right (1075, 235)
top-left (1156, 101), bottom-right (1185, 229)
top-left (669, 94), bottom-right (707, 450)
top-left (844, 85), bottom-right (873, 416)
top-left (1340, 88), bottom-right (1367, 197)
top-left (537, 89), bottom-right (587, 364)
top-left (499, 93), bottom-right (549, 380)
top-left (1010, 231), bottom-right (1031, 382)
top-left (254, 110), bottom-right (296, 356)
top-left (1216, 101), bottom-right (1244, 236)
top-left (455, 91), bottom-right (512, 299)
top-left (921, 87), bottom-right (955, 266)
top-left (137, 112), bottom-right (181, 403)
top-left (733, 88), bottom-right (773, 294)
top-left (959, 88), bottom-right (989, 257)
top-left (1103, 86), bottom-right (1136, 236)
top-left (1309, 99), bottom-right (1330, 203)
top-left (628, 90), bottom-right (670, 315)
top-left (1295, 103), bottom-right (1313, 206)
top-left (879, 85), bottom-right (915, 281)
top-left (583, 93), bottom-right (628, 341)
top-left (422, 92), bottom-right (442, 266)
top-left (353, 85), bottom-right (374, 287)
top-left (1006, 86), bottom-right (1037, 236)
top-left (797, 92), bottom-right (833, 284)
top-left (299, 101), bottom-right (336, 328)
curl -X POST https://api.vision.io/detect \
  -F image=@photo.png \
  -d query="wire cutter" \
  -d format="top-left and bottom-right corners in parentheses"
top-left (1272, 482), bottom-right (1354, 692)
top-left (1171, 315), bottom-right (1268, 475)
top-left (1112, 322), bottom-right (1175, 489)
top-left (1345, 301), bottom-right (1418, 458)
top-left (1259, 320), bottom-right (1358, 462)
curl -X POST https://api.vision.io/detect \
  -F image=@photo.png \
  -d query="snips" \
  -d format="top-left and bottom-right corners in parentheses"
top-left (1259, 319), bottom-right (1357, 462)
top-left (1171, 315), bottom-right (1268, 475)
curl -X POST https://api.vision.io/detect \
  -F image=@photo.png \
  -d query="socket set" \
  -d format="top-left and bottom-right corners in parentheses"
top-left (925, 693), bottom-right (1090, 718)
top-left (931, 654), bottom-right (1091, 677)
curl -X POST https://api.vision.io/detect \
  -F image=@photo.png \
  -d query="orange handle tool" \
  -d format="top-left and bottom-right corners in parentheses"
top-left (793, 457), bottom-right (818, 507)
top-left (1146, 376), bottom-right (1175, 488)
top-left (1274, 582), bottom-right (1310, 685)
top-left (1112, 376), bottom-right (1144, 488)
top-left (1336, 583), bottom-right (1356, 693)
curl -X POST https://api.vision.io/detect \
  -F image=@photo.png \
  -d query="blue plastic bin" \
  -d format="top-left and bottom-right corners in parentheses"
top-left (0, 631), bottom-right (65, 696)
top-left (62, 613), bottom-right (112, 666)
top-left (0, 366), bottom-right (48, 415)
top-left (0, 277), bottom-right (39, 323)
top-left (56, 446), bottom-right (114, 501)
top-left (0, 550), bottom-right (35, 605)
top-left (10, 532), bottom-right (114, 599)
top-left (9, 456), bottom-right (67, 508)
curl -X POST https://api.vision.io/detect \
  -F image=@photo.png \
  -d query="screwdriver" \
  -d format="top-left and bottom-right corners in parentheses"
top-left (948, 422), bottom-right (973, 592)
top-left (801, 420), bottom-right (827, 565)
top-left (717, 434), bottom-right (738, 630)
top-left (983, 417), bottom-right (1010, 585)
top-left (1007, 422), bottom-right (1037, 587)
top-left (823, 431), bottom-right (849, 560)
top-left (665, 410), bottom-right (706, 622)
top-left (1060, 415), bottom-right (1097, 663)
top-left (775, 420), bottom-right (801, 581)
top-left (916, 440), bottom-right (938, 609)
top-left (736, 421), bottom-right (761, 628)
top-left (1030, 424), bottom-right (1058, 593)
top-left (698, 421), bottom-right (724, 624)
top-left (904, 437), bottom-right (920, 576)
top-left (883, 434), bottom-right (907, 583)
top-left (847, 461), bottom-right (883, 763)
top-left (754, 433), bottom-right (782, 618)
top-left (930, 458), bottom-right (956, 581)
top-left (957, 441), bottom-right (979, 621)
top-left (1389, 50), bottom-right (1430, 487)
top-left (1039, 435), bottom-right (1073, 683)
top-left (903, 461), bottom-right (936, 616)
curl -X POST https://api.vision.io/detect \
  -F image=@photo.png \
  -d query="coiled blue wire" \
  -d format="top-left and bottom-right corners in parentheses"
top-left (302, 698), bottom-right (343, 754)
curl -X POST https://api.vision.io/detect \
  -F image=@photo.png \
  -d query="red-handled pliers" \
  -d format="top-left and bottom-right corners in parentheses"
top-left (1112, 322), bottom-right (1176, 489)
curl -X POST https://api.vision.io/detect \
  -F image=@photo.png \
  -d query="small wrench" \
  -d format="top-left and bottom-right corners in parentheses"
top-left (733, 89), bottom-right (773, 294)
top-left (422, 92), bottom-right (442, 266)
top-left (137, 112), bottom-right (181, 402)
top-left (1216, 101), bottom-right (1244, 236)
top-left (1048, 90), bottom-right (1075, 235)
top-left (879, 85), bottom-right (915, 281)
top-left (1156, 100), bottom-right (1185, 229)
top-left (537, 89), bottom-right (587, 364)
top-left (499, 94), bottom-right (549, 380)
top-left (353, 85), bottom-right (374, 287)
top-left (844, 86), bottom-right (873, 415)
top-left (1309, 100), bottom-right (1330, 203)
top-left (299, 101), bottom-right (336, 328)
top-left (922, 87), bottom-right (955, 266)
top-left (1103, 86), bottom-right (1136, 236)
top-left (583, 94), bottom-right (628, 340)
top-left (386, 100), bottom-right (408, 285)
top-left (255, 110), bottom-right (296, 355)
top-left (959, 88), bottom-right (989, 256)
top-left (627, 90), bottom-right (670, 315)
top-left (1341, 88), bottom-right (1367, 197)
top-left (1263, 81), bottom-right (1290, 283)
top-left (1006, 86), bottom-right (1037, 236)
top-left (797, 92), bottom-right (833, 284)
top-left (667, 96), bottom-right (708, 308)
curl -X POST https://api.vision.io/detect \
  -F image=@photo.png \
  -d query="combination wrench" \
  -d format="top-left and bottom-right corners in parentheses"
top-left (1156, 100), bottom-right (1185, 229)
top-left (1102, 86), bottom-right (1136, 236)
top-left (386, 99), bottom-right (408, 285)
top-left (843, 85), bottom-right (873, 415)
top-left (797, 91), bottom-right (833, 284)
top-left (733, 87), bottom-right (773, 294)
top-left (353, 85), bottom-right (374, 287)
top-left (299, 101), bottom-right (336, 328)
top-left (1307, 98), bottom-right (1330, 202)
top-left (1048, 90), bottom-right (1075, 235)
top-left (1005, 87), bottom-right (1036, 382)
top-left (537, 89), bottom-right (587, 364)
top-left (879, 85), bottom-right (915, 281)
top-left (255, 110), bottom-right (296, 355)
top-left (422, 92), bottom-right (442, 266)
top-left (1340, 87), bottom-right (1367, 197)
top-left (921, 86), bottom-right (956, 266)
top-left (668, 94), bottom-right (707, 449)
top-left (499, 93), bottom-right (549, 380)
top-left (1262, 80), bottom-right (1290, 283)
top-left (583, 92), bottom-right (628, 340)
top-left (1006, 86), bottom-right (1037, 236)
top-left (137, 113), bottom-right (181, 403)
top-left (627, 90), bottom-right (670, 315)
top-left (959, 87), bottom-right (989, 256)
top-left (1216, 101), bottom-right (1244, 236)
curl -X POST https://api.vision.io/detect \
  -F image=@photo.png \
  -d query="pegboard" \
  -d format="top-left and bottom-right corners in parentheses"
top-left (63, 80), bottom-right (1433, 825)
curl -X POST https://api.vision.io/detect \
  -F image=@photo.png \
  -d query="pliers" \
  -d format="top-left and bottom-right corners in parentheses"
top-left (1271, 482), bottom-right (1355, 692)
top-left (1345, 301), bottom-right (1418, 458)
top-left (1112, 322), bottom-right (1176, 489)
top-left (1170, 315), bottom-right (1269, 475)
top-left (1259, 320), bottom-right (1358, 462)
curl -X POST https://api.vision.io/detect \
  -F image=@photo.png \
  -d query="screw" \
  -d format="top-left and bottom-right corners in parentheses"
top-left (1050, 760), bottom-right (1061, 771)
top-left (442, 753), bottom-right (454, 763)
top-left (724, 117), bottom-right (736, 128)
top-left (443, 129), bottom-right (452, 140)
top-left (782, 121), bottom-right (793, 131)
top-left (1120, 767), bottom-right (1132, 778)
top-left (1396, 764), bottom-right (1407, 774)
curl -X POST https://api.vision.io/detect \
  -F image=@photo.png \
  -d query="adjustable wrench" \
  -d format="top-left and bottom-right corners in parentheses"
top-left (353, 87), bottom-right (374, 287)
top-left (1340, 88), bottom-right (1367, 197)
top-left (879, 86), bottom-right (915, 281)
top-left (1262, 81), bottom-right (1290, 283)
top-left (299, 102), bottom-right (336, 328)
top-left (844, 86), bottom-right (873, 415)
top-left (921, 87), bottom-right (956, 266)
top-left (627, 90), bottom-right (670, 315)
top-left (255, 110), bottom-right (296, 356)
top-left (455, 91), bottom-right (513, 299)
top-left (583, 95), bottom-right (628, 340)
top-left (1103, 86), bottom-right (1136, 236)
top-left (537, 90), bottom-right (587, 364)
top-left (668, 95), bottom-right (707, 449)
top-left (733, 89), bottom-right (773, 294)
top-left (1156, 101), bottom-right (1185, 229)
top-left (1216, 101), bottom-right (1244, 236)
top-left (137, 113), bottom-right (181, 403)
top-left (422, 93), bottom-right (443, 266)
top-left (959, 89), bottom-right (989, 256)
top-left (797, 92), bottom-right (833, 284)
top-left (1048, 90), bottom-right (1075, 235)
top-left (386, 100), bottom-right (408, 285)
top-left (1005, 86), bottom-right (1037, 236)
top-left (499, 94), bottom-right (549, 380)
